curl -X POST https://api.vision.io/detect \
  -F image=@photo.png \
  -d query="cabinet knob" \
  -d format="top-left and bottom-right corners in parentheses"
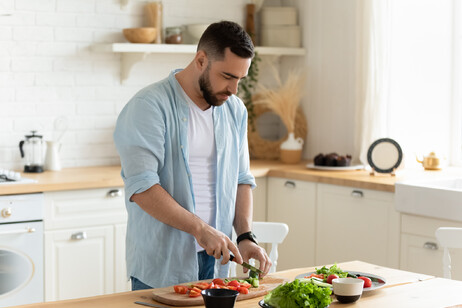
top-left (71, 231), bottom-right (87, 240)
top-left (107, 189), bottom-right (122, 198)
top-left (284, 181), bottom-right (296, 189)
top-left (423, 242), bottom-right (438, 250)
top-left (351, 190), bottom-right (364, 198)
top-left (1, 207), bottom-right (12, 218)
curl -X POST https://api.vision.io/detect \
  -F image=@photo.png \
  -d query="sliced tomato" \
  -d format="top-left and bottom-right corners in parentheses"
top-left (227, 286), bottom-right (238, 291)
top-left (189, 289), bottom-right (201, 297)
top-left (173, 285), bottom-right (188, 294)
top-left (326, 274), bottom-right (339, 284)
top-left (239, 282), bottom-right (252, 289)
top-left (227, 280), bottom-right (240, 288)
top-left (307, 273), bottom-right (324, 279)
top-left (238, 287), bottom-right (249, 294)
top-left (193, 282), bottom-right (210, 290)
top-left (212, 278), bottom-right (225, 286)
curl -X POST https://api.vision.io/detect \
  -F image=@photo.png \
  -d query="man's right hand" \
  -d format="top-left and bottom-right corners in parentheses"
top-left (194, 224), bottom-right (243, 265)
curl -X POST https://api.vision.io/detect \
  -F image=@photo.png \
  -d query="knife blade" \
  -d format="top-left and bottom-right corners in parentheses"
top-left (229, 254), bottom-right (264, 274)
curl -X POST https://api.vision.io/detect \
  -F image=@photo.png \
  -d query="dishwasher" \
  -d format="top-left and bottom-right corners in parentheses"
top-left (0, 193), bottom-right (44, 306)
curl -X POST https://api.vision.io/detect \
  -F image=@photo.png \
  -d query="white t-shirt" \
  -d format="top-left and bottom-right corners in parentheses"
top-left (183, 95), bottom-right (217, 252)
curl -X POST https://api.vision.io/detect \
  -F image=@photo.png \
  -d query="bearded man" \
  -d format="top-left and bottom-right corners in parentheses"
top-left (113, 21), bottom-right (271, 290)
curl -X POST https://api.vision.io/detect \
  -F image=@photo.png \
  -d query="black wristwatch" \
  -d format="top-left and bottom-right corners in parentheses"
top-left (236, 231), bottom-right (258, 245)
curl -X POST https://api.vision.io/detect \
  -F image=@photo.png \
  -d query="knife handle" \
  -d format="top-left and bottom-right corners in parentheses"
top-left (229, 254), bottom-right (235, 262)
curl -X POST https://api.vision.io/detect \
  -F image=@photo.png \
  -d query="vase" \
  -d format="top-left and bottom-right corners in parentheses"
top-left (280, 132), bottom-right (304, 164)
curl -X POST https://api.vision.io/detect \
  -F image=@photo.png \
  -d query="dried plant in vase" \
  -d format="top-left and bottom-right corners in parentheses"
top-left (254, 68), bottom-right (306, 163)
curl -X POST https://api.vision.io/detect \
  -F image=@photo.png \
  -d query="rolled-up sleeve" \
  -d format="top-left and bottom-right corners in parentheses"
top-left (237, 106), bottom-right (256, 189)
top-left (114, 96), bottom-right (166, 200)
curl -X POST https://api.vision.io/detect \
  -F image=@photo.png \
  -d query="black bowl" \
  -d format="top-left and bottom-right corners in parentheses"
top-left (201, 289), bottom-right (239, 308)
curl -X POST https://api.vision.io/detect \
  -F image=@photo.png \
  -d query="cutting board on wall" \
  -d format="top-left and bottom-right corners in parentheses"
top-left (151, 276), bottom-right (287, 306)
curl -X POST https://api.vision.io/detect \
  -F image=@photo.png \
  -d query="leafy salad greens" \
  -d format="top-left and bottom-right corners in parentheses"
top-left (315, 263), bottom-right (348, 282)
top-left (263, 278), bottom-right (332, 308)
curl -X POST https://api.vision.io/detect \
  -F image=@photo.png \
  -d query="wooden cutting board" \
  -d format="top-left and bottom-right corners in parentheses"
top-left (152, 276), bottom-right (287, 306)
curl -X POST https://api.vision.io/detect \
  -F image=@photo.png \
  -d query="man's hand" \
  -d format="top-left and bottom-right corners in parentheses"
top-left (194, 224), bottom-right (243, 265)
top-left (238, 240), bottom-right (272, 278)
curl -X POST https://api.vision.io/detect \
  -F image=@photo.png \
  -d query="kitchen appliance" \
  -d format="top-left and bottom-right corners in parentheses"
top-left (0, 193), bottom-right (44, 306)
top-left (19, 131), bottom-right (45, 173)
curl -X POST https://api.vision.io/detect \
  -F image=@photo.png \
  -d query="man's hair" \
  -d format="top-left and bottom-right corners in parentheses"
top-left (197, 21), bottom-right (254, 61)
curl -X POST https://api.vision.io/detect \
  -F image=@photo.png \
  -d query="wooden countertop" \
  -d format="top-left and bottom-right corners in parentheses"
top-left (1, 160), bottom-right (461, 195)
top-left (11, 261), bottom-right (462, 308)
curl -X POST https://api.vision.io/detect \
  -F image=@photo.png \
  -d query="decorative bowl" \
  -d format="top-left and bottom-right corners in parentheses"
top-left (201, 289), bottom-right (239, 308)
top-left (122, 27), bottom-right (157, 43)
top-left (332, 278), bottom-right (364, 303)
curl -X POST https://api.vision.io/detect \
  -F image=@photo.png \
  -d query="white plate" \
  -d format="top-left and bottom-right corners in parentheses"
top-left (295, 271), bottom-right (387, 292)
top-left (306, 163), bottom-right (365, 171)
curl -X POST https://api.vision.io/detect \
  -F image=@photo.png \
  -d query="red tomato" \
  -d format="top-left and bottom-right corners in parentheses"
top-left (193, 282), bottom-right (210, 290)
top-left (239, 282), bottom-right (252, 289)
top-left (227, 280), bottom-right (240, 288)
top-left (212, 278), bottom-right (225, 286)
top-left (189, 290), bottom-right (201, 297)
top-left (173, 285), bottom-right (188, 294)
top-left (326, 274), bottom-right (339, 284)
top-left (308, 273), bottom-right (324, 279)
top-left (227, 286), bottom-right (238, 291)
top-left (238, 287), bottom-right (249, 294)
top-left (357, 276), bottom-right (372, 288)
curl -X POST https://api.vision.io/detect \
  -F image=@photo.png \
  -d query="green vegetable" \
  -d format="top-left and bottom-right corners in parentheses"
top-left (249, 270), bottom-right (259, 279)
top-left (264, 279), bottom-right (332, 308)
top-left (246, 277), bottom-right (259, 288)
top-left (315, 263), bottom-right (348, 282)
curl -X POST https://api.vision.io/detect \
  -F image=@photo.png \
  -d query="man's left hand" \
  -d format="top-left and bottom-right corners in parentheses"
top-left (237, 240), bottom-right (272, 278)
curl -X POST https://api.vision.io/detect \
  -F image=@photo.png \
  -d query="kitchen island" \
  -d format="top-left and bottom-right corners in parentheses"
top-left (11, 261), bottom-right (462, 308)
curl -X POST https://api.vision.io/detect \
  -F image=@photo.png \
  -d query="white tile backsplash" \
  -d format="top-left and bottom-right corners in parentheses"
top-left (1, 0), bottom-right (249, 170)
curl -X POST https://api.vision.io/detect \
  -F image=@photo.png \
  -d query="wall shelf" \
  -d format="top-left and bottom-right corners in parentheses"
top-left (93, 43), bottom-right (306, 82)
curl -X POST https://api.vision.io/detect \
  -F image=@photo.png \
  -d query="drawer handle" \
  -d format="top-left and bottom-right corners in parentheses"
top-left (107, 189), bottom-right (122, 198)
top-left (351, 190), bottom-right (364, 198)
top-left (284, 181), bottom-right (296, 189)
top-left (1, 207), bottom-right (12, 218)
top-left (423, 242), bottom-right (438, 250)
top-left (71, 231), bottom-right (87, 240)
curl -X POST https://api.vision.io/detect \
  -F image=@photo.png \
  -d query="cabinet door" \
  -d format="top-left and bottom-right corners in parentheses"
top-left (115, 223), bottom-right (130, 292)
top-left (400, 214), bottom-right (462, 280)
top-left (316, 184), bottom-right (399, 268)
top-left (267, 177), bottom-right (316, 271)
top-left (253, 177), bottom-right (267, 222)
top-left (44, 226), bottom-right (114, 301)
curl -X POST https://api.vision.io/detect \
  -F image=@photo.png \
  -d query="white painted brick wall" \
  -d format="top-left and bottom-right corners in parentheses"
top-left (0, 0), bottom-right (249, 171)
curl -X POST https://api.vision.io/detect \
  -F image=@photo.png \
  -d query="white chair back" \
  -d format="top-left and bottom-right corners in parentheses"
top-left (435, 227), bottom-right (462, 279)
top-left (229, 221), bottom-right (289, 277)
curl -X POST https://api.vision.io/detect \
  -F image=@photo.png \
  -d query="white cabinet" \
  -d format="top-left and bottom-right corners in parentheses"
top-left (253, 177), bottom-right (267, 222)
top-left (400, 214), bottom-right (462, 280)
top-left (44, 188), bottom-right (128, 301)
top-left (315, 184), bottom-right (399, 268)
top-left (267, 177), bottom-right (316, 271)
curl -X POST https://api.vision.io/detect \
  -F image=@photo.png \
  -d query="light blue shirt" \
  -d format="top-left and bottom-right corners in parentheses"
top-left (113, 70), bottom-right (256, 288)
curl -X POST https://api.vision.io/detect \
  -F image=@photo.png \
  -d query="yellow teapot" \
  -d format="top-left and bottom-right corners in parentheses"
top-left (416, 152), bottom-right (442, 170)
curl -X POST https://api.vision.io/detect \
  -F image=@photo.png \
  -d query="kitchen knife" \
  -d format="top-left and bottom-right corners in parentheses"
top-left (229, 254), bottom-right (264, 275)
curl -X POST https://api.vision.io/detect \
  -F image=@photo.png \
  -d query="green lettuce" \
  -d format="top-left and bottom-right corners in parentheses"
top-left (263, 279), bottom-right (332, 308)
top-left (315, 263), bottom-right (348, 282)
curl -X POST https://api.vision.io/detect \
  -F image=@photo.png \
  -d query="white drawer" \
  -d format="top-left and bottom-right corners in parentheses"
top-left (44, 188), bottom-right (126, 230)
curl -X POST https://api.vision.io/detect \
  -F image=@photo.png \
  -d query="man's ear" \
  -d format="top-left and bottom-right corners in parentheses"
top-left (195, 50), bottom-right (208, 72)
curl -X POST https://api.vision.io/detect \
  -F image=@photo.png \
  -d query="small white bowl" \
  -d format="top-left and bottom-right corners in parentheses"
top-left (332, 278), bottom-right (364, 303)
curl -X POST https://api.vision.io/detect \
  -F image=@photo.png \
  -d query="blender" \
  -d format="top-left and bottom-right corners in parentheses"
top-left (19, 131), bottom-right (45, 173)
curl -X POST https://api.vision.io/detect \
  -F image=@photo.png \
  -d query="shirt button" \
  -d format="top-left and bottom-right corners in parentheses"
top-left (183, 118), bottom-right (187, 121)
top-left (180, 145), bottom-right (183, 149)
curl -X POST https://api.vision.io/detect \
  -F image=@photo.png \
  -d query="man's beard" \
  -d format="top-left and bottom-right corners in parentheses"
top-left (199, 66), bottom-right (232, 107)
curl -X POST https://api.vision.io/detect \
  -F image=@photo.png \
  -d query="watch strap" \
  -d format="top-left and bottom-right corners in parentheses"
top-left (236, 231), bottom-right (258, 245)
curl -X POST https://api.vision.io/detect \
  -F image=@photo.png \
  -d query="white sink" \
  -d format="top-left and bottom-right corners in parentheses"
top-left (395, 178), bottom-right (462, 222)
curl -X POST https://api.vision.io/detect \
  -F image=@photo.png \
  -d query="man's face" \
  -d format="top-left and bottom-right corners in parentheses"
top-left (199, 48), bottom-right (251, 107)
